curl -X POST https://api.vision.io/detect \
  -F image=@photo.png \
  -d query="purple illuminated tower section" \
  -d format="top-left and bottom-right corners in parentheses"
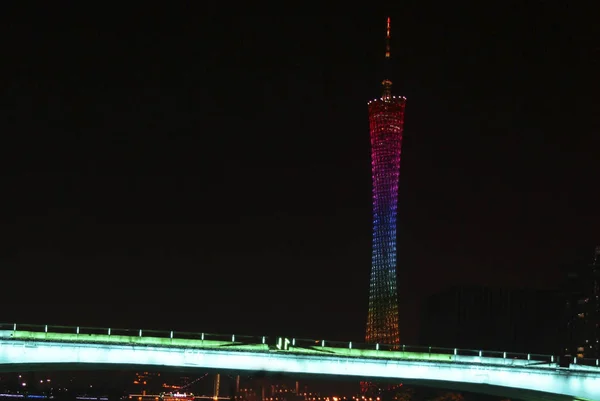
top-left (365, 17), bottom-right (406, 346)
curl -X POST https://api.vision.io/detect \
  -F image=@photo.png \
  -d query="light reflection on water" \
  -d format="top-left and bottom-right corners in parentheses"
top-left (0, 396), bottom-right (108, 401)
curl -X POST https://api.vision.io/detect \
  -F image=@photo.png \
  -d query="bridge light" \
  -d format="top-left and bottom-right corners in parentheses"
top-left (276, 338), bottom-right (290, 350)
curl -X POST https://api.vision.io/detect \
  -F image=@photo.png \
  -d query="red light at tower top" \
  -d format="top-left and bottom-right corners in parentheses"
top-left (386, 17), bottom-right (390, 34)
top-left (385, 17), bottom-right (391, 59)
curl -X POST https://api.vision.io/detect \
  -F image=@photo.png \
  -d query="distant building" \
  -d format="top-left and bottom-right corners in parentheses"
top-left (563, 246), bottom-right (600, 360)
top-left (420, 285), bottom-right (563, 355)
top-left (132, 371), bottom-right (161, 395)
top-left (237, 382), bottom-right (328, 401)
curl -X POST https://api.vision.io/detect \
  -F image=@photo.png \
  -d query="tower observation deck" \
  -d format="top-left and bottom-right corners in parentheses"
top-left (365, 17), bottom-right (406, 347)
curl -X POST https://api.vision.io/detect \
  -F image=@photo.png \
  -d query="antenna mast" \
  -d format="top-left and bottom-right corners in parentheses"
top-left (382, 17), bottom-right (393, 100)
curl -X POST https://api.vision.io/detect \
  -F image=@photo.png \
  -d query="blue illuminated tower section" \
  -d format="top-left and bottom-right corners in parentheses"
top-left (365, 17), bottom-right (406, 346)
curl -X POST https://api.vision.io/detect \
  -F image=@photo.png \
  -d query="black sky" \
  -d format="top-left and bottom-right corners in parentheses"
top-left (1, 5), bottom-right (597, 344)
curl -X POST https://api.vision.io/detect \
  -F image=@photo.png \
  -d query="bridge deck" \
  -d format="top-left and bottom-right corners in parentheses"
top-left (1, 323), bottom-right (599, 372)
top-left (1, 324), bottom-right (600, 401)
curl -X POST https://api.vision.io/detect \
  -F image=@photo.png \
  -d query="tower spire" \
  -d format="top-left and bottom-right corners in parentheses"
top-left (382, 17), bottom-right (393, 100)
top-left (385, 16), bottom-right (391, 59)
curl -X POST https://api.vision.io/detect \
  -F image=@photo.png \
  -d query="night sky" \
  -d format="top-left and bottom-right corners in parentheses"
top-left (1, 5), bottom-right (597, 344)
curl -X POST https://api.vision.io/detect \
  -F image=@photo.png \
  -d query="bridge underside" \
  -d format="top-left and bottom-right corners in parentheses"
top-left (0, 362), bottom-right (590, 401)
top-left (402, 379), bottom-right (586, 401)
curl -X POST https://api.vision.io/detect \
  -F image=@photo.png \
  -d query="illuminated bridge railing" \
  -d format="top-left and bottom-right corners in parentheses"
top-left (1, 323), bottom-right (599, 369)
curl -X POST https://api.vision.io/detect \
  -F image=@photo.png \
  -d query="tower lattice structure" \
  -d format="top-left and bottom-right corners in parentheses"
top-left (365, 17), bottom-right (406, 347)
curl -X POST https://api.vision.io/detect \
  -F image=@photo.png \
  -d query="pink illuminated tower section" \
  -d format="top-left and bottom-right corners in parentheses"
top-left (365, 17), bottom-right (406, 346)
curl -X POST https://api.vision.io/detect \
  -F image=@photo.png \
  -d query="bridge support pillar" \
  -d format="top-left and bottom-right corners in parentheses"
top-left (214, 373), bottom-right (220, 400)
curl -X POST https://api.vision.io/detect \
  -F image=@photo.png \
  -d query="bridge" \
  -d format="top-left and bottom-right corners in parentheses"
top-left (0, 324), bottom-right (598, 401)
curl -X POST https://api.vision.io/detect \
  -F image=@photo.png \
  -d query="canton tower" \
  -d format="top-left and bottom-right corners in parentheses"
top-left (365, 17), bottom-right (406, 346)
